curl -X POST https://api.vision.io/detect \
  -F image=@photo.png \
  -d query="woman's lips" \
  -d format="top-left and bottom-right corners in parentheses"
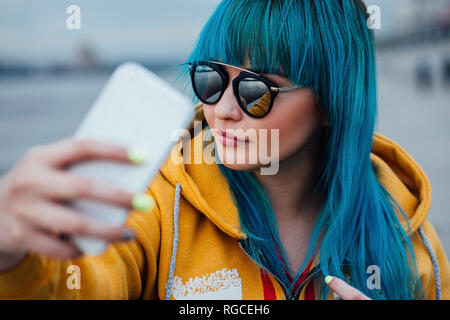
top-left (216, 128), bottom-right (249, 146)
top-left (217, 134), bottom-right (240, 146)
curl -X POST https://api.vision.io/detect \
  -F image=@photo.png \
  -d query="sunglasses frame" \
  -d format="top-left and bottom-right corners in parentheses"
top-left (189, 60), bottom-right (304, 119)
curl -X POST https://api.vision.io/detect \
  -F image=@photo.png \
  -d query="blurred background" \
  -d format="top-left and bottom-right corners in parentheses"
top-left (0, 0), bottom-right (449, 254)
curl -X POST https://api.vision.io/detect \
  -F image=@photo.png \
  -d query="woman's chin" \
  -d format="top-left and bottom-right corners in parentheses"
top-left (216, 158), bottom-right (261, 172)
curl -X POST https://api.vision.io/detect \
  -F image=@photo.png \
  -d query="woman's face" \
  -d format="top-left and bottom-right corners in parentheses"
top-left (203, 58), bottom-right (327, 173)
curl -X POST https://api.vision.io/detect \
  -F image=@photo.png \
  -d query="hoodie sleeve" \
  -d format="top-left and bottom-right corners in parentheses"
top-left (413, 220), bottom-right (450, 300)
top-left (0, 189), bottom-right (161, 300)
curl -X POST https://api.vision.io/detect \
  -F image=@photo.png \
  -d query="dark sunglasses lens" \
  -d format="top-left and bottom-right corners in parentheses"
top-left (193, 64), bottom-right (223, 104)
top-left (238, 78), bottom-right (272, 117)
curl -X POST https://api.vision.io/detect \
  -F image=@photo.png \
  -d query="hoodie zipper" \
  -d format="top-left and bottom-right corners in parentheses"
top-left (238, 239), bottom-right (321, 300)
top-left (291, 264), bottom-right (321, 300)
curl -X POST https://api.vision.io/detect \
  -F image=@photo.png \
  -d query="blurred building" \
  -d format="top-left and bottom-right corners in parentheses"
top-left (377, 0), bottom-right (450, 46)
top-left (75, 43), bottom-right (99, 70)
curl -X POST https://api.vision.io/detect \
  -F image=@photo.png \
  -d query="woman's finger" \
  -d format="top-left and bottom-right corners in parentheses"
top-left (12, 199), bottom-right (131, 242)
top-left (26, 231), bottom-right (82, 260)
top-left (28, 137), bottom-right (134, 169)
top-left (0, 220), bottom-right (82, 260)
top-left (324, 275), bottom-right (371, 300)
top-left (21, 169), bottom-right (134, 209)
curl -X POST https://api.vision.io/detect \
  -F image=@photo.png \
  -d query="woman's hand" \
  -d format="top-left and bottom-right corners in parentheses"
top-left (0, 137), bottom-right (142, 265)
top-left (324, 275), bottom-right (372, 300)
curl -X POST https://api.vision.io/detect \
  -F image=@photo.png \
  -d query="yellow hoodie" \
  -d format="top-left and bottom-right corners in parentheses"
top-left (0, 102), bottom-right (448, 300)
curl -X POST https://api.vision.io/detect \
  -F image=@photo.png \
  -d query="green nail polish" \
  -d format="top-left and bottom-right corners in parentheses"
top-left (127, 147), bottom-right (147, 164)
top-left (324, 275), bottom-right (333, 284)
top-left (132, 193), bottom-right (155, 212)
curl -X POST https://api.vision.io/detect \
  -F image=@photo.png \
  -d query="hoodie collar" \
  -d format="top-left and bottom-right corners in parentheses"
top-left (160, 103), bottom-right (431, 238)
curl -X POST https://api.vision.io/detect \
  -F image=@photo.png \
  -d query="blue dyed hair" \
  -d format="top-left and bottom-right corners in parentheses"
top-left (174, 0), bottom-right (424, 299)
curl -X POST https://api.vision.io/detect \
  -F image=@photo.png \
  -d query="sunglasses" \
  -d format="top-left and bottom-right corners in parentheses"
top-left (189, 60), bottom-right (304, 119)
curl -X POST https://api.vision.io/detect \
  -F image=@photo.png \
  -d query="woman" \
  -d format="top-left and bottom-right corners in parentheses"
top-left (0, 0), bottom-right (448, 300)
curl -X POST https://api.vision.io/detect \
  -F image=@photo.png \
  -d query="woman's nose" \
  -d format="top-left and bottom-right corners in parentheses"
top-left (214, 85), bottom-right (243, 121)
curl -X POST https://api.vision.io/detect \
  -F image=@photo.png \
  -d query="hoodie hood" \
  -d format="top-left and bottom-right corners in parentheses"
top-left (160, 102), bottom-right (432, 238)
top-left (370, 133), bottom-right (431, 233)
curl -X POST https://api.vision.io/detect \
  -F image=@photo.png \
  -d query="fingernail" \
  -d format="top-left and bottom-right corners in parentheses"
top-left (122, 228), bottom-right (135, 241)
top-left (324, 275), bottom-right (333, 284)
top-left (71, 248), bottom-right (84, 259)
top-left (132, 193), bottom-right (155, 212)
top-left (127, 147), bottom-right (148, 164)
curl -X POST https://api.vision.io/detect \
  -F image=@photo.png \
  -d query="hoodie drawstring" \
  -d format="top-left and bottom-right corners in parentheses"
top-left (164, 181), bottom-right (181, 300)
top-left (418, 225), bottom-right (441, 300)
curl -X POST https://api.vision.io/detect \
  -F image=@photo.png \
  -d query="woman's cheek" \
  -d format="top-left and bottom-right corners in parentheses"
top-left (203, 106), bottom-right (214, 126)
top-left (269, 109), bottom-right (321, 160)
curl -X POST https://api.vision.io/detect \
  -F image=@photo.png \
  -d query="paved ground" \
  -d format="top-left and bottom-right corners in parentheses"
top-left (0, 41), bottom-right (449, 256)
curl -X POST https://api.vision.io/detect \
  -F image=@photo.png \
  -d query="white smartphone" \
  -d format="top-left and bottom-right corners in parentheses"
top-left (67, 62), bottom-right (194, 255)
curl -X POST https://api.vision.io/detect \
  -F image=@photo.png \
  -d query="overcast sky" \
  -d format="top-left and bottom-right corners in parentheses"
top-left (0, 0), bottom-right (398, 66)
top-left (0, 0), bottom-right (221, 65)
